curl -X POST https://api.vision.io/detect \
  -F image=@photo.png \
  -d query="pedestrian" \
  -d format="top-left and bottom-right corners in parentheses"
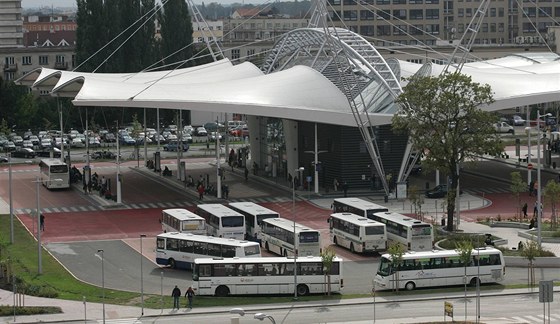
top-left (171, 285), bottom-right (181, 309)
top-left (224, 184), bottom-right (229, 199)
top-left (533, 181), bottom-right (538, 196)
top-left (333, 178), bottom-right (339, 191)
top-left (342, 181), bottom-right (349, 197)
top-left (101, 176), bottom-right (107, 191)
top-left (40, 214), bottom-right (45, 231)
top-left (83, 180), bottom-right (88, 194)
top-left (529, 180), bottom-right (534, 196)
top-left (244, 167), bottom-right (249, 181)
top-left (185, 286), bottom-right (195, 309)
top-left (522, 202), bottom-right (528, 218)
top-left (198, 184), bottom-right (205, 200)
top-left (533, 201), bottom-right (538, 218)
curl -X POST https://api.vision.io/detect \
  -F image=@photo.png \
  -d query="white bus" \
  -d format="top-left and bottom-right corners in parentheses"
top-left (193, 256), bottom-right (343, 297)
top-left (228, 202), bottom-right (280, 241)
top-left (329, 212), bottom-right (387, 253)
top-left (161, 208), bottom-right (206, 235)
top-left (260, 217), bottom-right (321, 257)
top-left (39, 158), bottom-right (70, 189)
top-left (155, 232), bottom-right (261, 270)
top-left (195, 204), bottom-right (245, 240)
top-left (370, 211), bottom-right (434, 251)
top-left (332, 197), bottom-right (389, 218)
top-left (375, 247), bottom-right (505, 291)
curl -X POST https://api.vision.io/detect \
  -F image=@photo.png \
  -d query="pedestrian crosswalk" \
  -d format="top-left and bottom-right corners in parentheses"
top-left (464, 187), bottom-right (513, 195)
top-left (97, 319), bottom-right (141, 324)
top-left (15, 196), bottom-right (295, 214)
top-left (502, 313), bottom-right (560, 323)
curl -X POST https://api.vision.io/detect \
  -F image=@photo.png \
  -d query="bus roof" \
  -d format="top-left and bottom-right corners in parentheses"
top-left (39, 158), bottom-right (66, 166)
top-left (330, 213), bottom-right (385, 226)
top-left (372, 211), bottom-right (431, 227)
top-left (381, 247), bottom-right (503, 260)
top-left (196, 204), bottom-right (244, 217)
top-left (228, 202), bottom-right (280, 216)
top-left (162, 208), bottom-right (203, 221)
top-left (194, 256), bottom-right (343, 265)
top-left (334, 197), bottom-right (389, 212)
top-left (261, 217), bottom-right (319, 233)
top-left (157, 232), bottom-right (258, 246)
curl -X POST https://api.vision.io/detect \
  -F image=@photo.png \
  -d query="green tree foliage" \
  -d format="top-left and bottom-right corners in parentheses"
top-left (455, 239), bottom-right (473, 320)
top-left (520, 239), bottom-right (539, 286)
top-left (393, 72), bottom-right (504, 232)
top-left (543, 179), bottom-right (560, 229)
top-left (387, 243), bottom-right (405, 292)
top-left (510, 171), bottom-right (526, 220)
top-left (320, 246), bottom-right (336, 295)
top-left (158, 0), bottom-right (194, 67)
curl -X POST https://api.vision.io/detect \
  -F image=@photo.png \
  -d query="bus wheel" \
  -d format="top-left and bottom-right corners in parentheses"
top-left (405, 281), bottom-right (415, 291)
top-left (168, 258), bottom-right (176, 269)
top-left (296, 284), bottom-right (309, 296)
top-left (333, 236), bottom-right (338, 245)
top-left (470, 277), bottom-right (480, 287)
top-left (215, 285), bottom-right (230, 297)
top-left (265, 242), bottom-right (270, 252)
top-left (350, 243), bottom-right (355, 253)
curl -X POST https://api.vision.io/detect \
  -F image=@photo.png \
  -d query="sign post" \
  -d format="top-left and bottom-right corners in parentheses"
top-left (528, 163), bottom-right (533, 170)
top-left (539, 280), bottom-right (553, 323)
top-left (444, 301), bottom-right (453, 322)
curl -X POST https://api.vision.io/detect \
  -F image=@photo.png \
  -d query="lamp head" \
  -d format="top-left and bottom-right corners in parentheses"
top-left (97, 249), bottom-right (103, 253)
top-left (254, 313), bottom-right (268, 321)
top-left (230, 308), bottom-right (246, 316)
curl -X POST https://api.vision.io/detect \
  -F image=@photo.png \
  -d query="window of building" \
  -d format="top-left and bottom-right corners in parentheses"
top-left (247, 49), bottom-right (255, 57)
top-left (397, 39), bottom-right (408, 45)
top-left (490, 7), bottom-right (496, 16)
top-left (425, 9), bottom-right (439, 19)
top-left (466, 8), bottom-right (472, 16)
top-left (409, 0), bottom-right (423, 3)
top-left (540, 7), bottom-right (552, 16)
top-left (409, 9), bottom-right (423, 19)
top-left (498, 23), bottom-right (504, 32)
top-left (409, 39), bottom-right (418, 45)
top-left (555, 7), bottom-right (560, 16)
top-left (360, 10), bottom-right (375, 20)
top-left (232, 49), bottom-right (240, 60)
top-left (426, 24), bottom-right (440, 35)
top-left (425, 0), bottom-right (439, 3)
top-left (376, 0), bottom-right (390, 4)
top-left (458, 23), bottom-right (465, 33)
top-left (22, 56), bottom-right (32, 65)
top-left (328, 0), bottom-right (341, 4)
top-left (458, 8), bottom-right (464, 17)
top-left (410, 24), bottom-right (424, 35)
top-left (407, 58), bottom-right (423, 64)
top-left (393, 25), bottom-right (407, 34)
top-left (525, 7), bottom-right (536, 17)
top-left (360, 25), bottom-right (375, 35)
top-left (5, 56), bottom-right (15, 65)
top-left (490, 23), bottom-right (496, 32)
top-left (39, 55), bottom-right (49, 65)
top-left (522, 23), bottom-right (536, 32)
top-left (393, 0), bottom-right (407, 4)
top-left (376, 25), bottom-right (391, 36)
top-left (4, 72), bottom-right (15, 81)
top-left (499, 7), bottom-right (504, 16)
top-left (393, 9), bottom-right (406, 19)
top-left (377, 10), bottom-right (390, 20)
top-left (343, 10), bottom-right (358, 20)
top-left (482, 23), bottom-right (488, 32)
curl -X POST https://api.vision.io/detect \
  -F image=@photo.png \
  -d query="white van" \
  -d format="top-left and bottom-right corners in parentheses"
top-left (228, 120), bottom-right (245, 130)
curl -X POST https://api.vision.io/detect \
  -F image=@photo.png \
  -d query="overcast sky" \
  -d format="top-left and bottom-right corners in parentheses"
top-left (21, 0), bottom-right (271, 9)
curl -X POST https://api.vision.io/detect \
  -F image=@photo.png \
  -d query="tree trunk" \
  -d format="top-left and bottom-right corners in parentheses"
top-left (446, 170), bottom-right (459, 232)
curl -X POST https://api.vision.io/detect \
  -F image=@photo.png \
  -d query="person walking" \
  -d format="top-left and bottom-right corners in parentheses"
top-left (185, 286), bottom-right (195, 309)
top-left (197, 184), bottom-right (205, 200)
top-left (171, 285), bottom-right (181, 309)
top-left (333, 178), bottom-right (339, 192)
top-left (244, 167), bottom-right (249, 181)
top-left (342, 181), bottom-right (349, 197)
top-left (40, 214), bottom-right (45, 231)
top-left (522, 202), bottom-right (528, 218)
top-left (533, 200), bottom-right (538, 218)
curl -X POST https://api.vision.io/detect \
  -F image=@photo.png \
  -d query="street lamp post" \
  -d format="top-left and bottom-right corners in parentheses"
top-left (9, 153), bottom-right (13, 244)
top-left (36, 176), bottom-right (42, 274)
top-left (140, 234), bottom-right (146, 316)
top-left (230, 308), bottom-right (276, 324)
top-left (97, 249), bottom-right (105, 324)
top-left (115, 121), bottom-right (122, 204)
top-left (293, 166), bottom-right (304, 299)
top-left (536, 111), bottom-right (550, 247)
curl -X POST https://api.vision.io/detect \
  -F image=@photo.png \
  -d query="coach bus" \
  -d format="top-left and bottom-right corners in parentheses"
top-left (161, 208), bottom-right (206, 235)
top-left (375, 247), bottom-right (505, 291)
top-left (193, 256), bottom-right (343, 297)
top-left (369, 211), bottom-right (433, 251)
top-left (195, 204), bottom-right (245, 240)
top-left (228, 202), bottom-right (279, 241)
top-left (332, 197), bottom-right (389, 218)
top-left (155, 232), bottom-right (261, 270)
top-left (260, 217), bottom-right (321, 257)
top-left (329, 212), bottom-right (387, 253)
top-left (39, 158), bottom-right (70, 189)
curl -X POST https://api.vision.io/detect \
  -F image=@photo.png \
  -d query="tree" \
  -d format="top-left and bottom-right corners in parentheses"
top-left (455, 239), bottom-right (473, 321)
top-left (543, 179), bottom-right (560, 229)
top-left (393, 72), bottom-right (504, 232)
top-left (158, 0), bottom-right (194, 67)
top-left (320, 246), bottom-right (336, 295)
top-left (520, 239), bottom-right (539, 286)
top-left (387, 243), bottom-right (405, 293)
top-left (510, 171), bottom-right (526, 221)
top-left (408, 185), bottom-right (424, 221)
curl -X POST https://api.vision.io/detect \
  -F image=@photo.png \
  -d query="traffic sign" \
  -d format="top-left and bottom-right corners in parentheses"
top-left (528, 163), bottom-right (533, 170)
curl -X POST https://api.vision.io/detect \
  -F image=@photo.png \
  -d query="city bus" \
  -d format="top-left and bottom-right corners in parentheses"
top-left (193, 256), bottom-right (343, 297)
top-left (260, 217), bottom-right (321, 257)
top-left (155, 232), bottom-right (261, 270)
top-left (195, 204), bottom-right (245, 240)
top-left (375, 247), bottom-right (505, 291)
top-left (328, 212), bottom-right (387, 253)
top-left (39, 158), bottom-right (70, 189)
top-left (161, 208), bottom-right (206, 235)
top-left (332, 197), bottom-right (389, 218)
top-left (369, 211), bottom-right (434, 251)
top-left (228, 202), bottom-right (280, 241)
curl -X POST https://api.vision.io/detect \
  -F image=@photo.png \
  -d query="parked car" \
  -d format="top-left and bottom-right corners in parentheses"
top-left (36, 147), bottom-right (61, 158)
top-left (164, 141), bottom-right (190, 152)
top-left (12, 135), bottom-right (24, 146)
top-left (71, 137), bottom-right (85, 148)
top-left (88, 137), bottom-right (101, 148)
top-left (22, 140), bottom-right (34, 149)
top-left (40, 138), bottom-right (52, 149)
top-left (425, 184), bottom-right (463, 198)
top-left (3, 141), bottom-right (16, 152)
top-left (11, 147), bottom-right (36, 158)
top-left (195, 127), bottom-right (208, 137)
top-left (119, 135), bottom-right (136, 145)
top-left (204, 122), bottom-right (224, 132)
top-left (494, 122), bottom-right (514, 134)
top-left (208, 132), bottom-right (223, 142)
top-left (103, 133), bottom-right (116, 143)
top-left (511, 115), bottom-right (526, 126)
top-left (0, 156), bottom-right (8, 163)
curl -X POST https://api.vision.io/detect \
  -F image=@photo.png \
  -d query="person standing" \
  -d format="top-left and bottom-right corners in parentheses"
top-left (342, 181), bottom-right (349, 197)
top-left (198, 184), bottom-right (205, 200)
top-left (533, 200), bottom-right (538, 218)
top-left (333, 178), bottom-right (339, 191)
top-left (40, 214), bottom-right (45, 231)
top-left (185, 286), bottom-right (195, 309)
top-left (522, 202), bottom-right (528, 218)
top-left (244, 167), bottom-right (249, 181)
top-left (171, 285), bottom-right (181, 309)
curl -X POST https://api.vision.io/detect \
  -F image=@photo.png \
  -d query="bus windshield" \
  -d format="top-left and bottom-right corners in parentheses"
top-left (366, 226), bottom-right (385, 235)
top-left (256, 214), bottom-right (279, 225)
top-left (222, 216), bottom-right (244, 227)
top-left (244, 245), bottom-right (261, 256)
top-left (299, 232), bottom-right (319, 243)
top-left (412, 225), bottom-right (432, 236)
top-left (377, 257), bottom-right (393, 276)
top-left (50, 165), bottom-right (69, 173)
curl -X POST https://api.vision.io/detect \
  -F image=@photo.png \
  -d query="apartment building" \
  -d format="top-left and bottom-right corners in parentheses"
top-left (0, 0), bottom-right (23, 48)
top-left (326, 0), bottom-right (558, 47)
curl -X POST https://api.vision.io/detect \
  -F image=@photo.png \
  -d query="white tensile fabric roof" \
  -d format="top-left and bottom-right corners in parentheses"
top-left (18, 54), bottom-right (560, 127)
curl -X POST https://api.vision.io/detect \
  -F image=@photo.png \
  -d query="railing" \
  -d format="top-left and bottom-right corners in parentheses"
top-left (3, 63), bottom-right (18, 72)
